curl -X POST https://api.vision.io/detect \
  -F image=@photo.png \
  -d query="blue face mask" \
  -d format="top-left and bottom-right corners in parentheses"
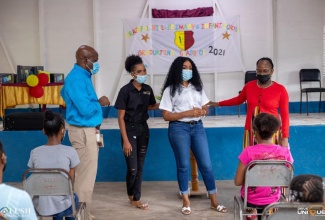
top-left (135, 75), bottom-right (147, 84)
top-left (87, 60), bottom-right (100, 75)
top-left (182, 69), bottom-right (193, 81)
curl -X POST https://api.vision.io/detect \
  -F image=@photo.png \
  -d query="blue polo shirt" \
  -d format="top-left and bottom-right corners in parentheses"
top-left (60, 64), bottom-right (103, 127)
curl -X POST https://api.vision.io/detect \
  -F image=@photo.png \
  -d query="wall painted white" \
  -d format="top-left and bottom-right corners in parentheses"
top-left (0, 0), bottom-right (324, 104)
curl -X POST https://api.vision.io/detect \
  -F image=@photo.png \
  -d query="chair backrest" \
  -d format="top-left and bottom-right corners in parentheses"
top-left (22, 168), bottom-right (77, 215)
top-left (299, 69), bottom-right (321, 83)
top-left (245, 71), bottom-right (257, 84)
top-left (243, 160), bottom-right (294, 210)
top-left (261, 202), bottom-right (325, 220)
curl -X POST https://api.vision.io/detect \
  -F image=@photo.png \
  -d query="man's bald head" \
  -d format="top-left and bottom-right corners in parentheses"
top-left (76, 45), bottom-right (99, 72)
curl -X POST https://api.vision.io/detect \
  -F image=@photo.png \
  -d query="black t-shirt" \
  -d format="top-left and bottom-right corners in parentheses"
top-left (114, 80), bottom-right (156, 123)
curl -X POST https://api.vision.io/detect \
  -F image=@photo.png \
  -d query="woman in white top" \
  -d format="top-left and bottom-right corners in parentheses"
top-left (159, 56), bottom-right (227, 215)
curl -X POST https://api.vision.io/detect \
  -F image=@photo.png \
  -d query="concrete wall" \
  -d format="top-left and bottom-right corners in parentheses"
top-left (1, 125), bottom-right (324, 182)
top-left (0, 0), bottom-right (324, 105)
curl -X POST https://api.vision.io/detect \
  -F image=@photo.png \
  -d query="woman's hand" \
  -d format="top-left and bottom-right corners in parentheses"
top-left (207, 101), bottom-right (219, 107)
top-left (123, 140), bottom-right (132, 157)
top-left (280, 138), bottom-right (289, 147)
top-left (187, 107), bottom-right (206, 117)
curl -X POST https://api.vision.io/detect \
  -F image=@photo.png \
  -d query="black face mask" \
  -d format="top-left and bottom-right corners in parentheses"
top-left (256, 74), bottom-right (271, 84)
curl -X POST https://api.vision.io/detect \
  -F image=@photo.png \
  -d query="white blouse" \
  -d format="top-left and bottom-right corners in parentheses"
top-left (159, 83), bottom-right (209, 122)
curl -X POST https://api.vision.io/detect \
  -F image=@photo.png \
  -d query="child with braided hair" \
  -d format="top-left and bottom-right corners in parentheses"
top-left (289, 174), bottom-right (324, 203)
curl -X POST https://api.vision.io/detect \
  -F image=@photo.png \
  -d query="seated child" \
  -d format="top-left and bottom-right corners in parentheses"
top-left (234, 113), bottom-right (294, 220)
top-left (290, 174), bottom-right (324, 203)
top-left (27, 110), bottom-right (80, 220)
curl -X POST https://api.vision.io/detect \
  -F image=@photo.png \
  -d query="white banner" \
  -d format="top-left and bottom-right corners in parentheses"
top-left (124, 16), bottom-right (244, 74)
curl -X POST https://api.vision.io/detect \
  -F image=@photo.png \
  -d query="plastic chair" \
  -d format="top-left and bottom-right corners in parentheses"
top-left (238, 71), bottom-right (257, 117)
top-left (234, 160), bottom-right (294, 220)
top-left (22, 168), bottom-right (87, 220)
top-left (299, 69), bottom-right (325, 116)
top-left (261, 202), bottom-right (325, 220)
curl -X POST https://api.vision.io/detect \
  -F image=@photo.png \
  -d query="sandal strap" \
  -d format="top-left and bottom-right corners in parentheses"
top-left (182, 207), bottom-right (191, 212)
top-left (217, 204), bottom-right (226, 212)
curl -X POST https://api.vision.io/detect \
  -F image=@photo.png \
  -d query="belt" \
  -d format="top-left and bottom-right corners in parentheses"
top-left (174, 120), bottom-right (202, 125)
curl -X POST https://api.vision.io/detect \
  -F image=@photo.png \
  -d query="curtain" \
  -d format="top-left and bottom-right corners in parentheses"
top-left (152, 7), bottom-right (213, 18)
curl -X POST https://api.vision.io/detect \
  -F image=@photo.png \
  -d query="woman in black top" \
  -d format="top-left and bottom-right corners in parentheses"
top-left (114, 55), bottom-right (159, 209)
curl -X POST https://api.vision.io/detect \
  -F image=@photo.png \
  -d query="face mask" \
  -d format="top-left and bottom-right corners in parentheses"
top-left (182, 69), bottom-right (193, 81)
top-left (61, 129), bottom-right (66, 143)
top-left (135, 75), bottom-right (147, 84)
top-left (87, 60), bottom-right (100, 75)
top-left (256, 74), bottom-right (271, 84)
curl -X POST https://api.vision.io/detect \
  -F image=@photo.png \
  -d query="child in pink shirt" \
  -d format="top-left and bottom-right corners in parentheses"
top-left (234, 113), bottom-right (293, 220)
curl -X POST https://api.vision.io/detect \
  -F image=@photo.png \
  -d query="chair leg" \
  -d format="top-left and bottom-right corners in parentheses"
top-left (319, 92), bottom-right (321, 113)
top-left (300, 92), bottom-right (302, 114)
top-left (306, 92), bottom-right (309, 116)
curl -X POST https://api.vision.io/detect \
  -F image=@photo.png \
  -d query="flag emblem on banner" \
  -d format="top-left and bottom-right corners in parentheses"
top-left (174, 31), bottom-right (194, 51)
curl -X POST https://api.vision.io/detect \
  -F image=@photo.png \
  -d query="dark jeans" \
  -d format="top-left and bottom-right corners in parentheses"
top-left (122, 122), bottom-right (149, 201)
top-left (53, 193), bottom-right (79, 220)
top-left (241, 197), bottom-right (268, 220)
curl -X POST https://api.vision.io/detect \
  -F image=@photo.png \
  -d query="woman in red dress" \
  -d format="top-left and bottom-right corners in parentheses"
top-left (209, 57), bottom-right (289, 148)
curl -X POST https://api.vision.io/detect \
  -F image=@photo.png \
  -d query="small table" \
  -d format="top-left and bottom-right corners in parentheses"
top-left (0, 83), bottom-right (65, 117)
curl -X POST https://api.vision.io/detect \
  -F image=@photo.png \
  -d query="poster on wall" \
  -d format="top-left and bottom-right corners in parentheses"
top-left (124, 15), bottom-right (244, 74)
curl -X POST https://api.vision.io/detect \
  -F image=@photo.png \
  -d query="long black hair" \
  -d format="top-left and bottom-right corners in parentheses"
top-left (43, 110), bottom-right (65, 137)
top-left (161, 56), bottom-right (203, 97)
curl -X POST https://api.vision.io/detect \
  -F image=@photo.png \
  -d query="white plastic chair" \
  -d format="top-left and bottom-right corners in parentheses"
top-left (234, 160), bottom-right (294, 220)
top-left (22, 168), bottom-right (87, 220)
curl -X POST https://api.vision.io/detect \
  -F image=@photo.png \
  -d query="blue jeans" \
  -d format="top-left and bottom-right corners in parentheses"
top-left (168, 120), bottom-right (216, 195)
top-left (53, 193), bottom-right (79, 220)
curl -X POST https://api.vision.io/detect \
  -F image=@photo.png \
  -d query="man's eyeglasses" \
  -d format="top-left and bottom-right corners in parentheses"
top-left (256, 69), bottom-right (272, 75)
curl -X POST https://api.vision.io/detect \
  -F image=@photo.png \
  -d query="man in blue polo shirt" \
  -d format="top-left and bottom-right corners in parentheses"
top-left (60, 45), bottom-right (110, 219)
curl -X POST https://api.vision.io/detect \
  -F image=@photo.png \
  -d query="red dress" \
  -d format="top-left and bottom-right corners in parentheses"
top-left (218, 80), bottom-right (289, 147)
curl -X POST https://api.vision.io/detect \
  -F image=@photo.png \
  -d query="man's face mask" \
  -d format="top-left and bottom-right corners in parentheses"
top-left (87, 59), bottom-right (100, 75)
